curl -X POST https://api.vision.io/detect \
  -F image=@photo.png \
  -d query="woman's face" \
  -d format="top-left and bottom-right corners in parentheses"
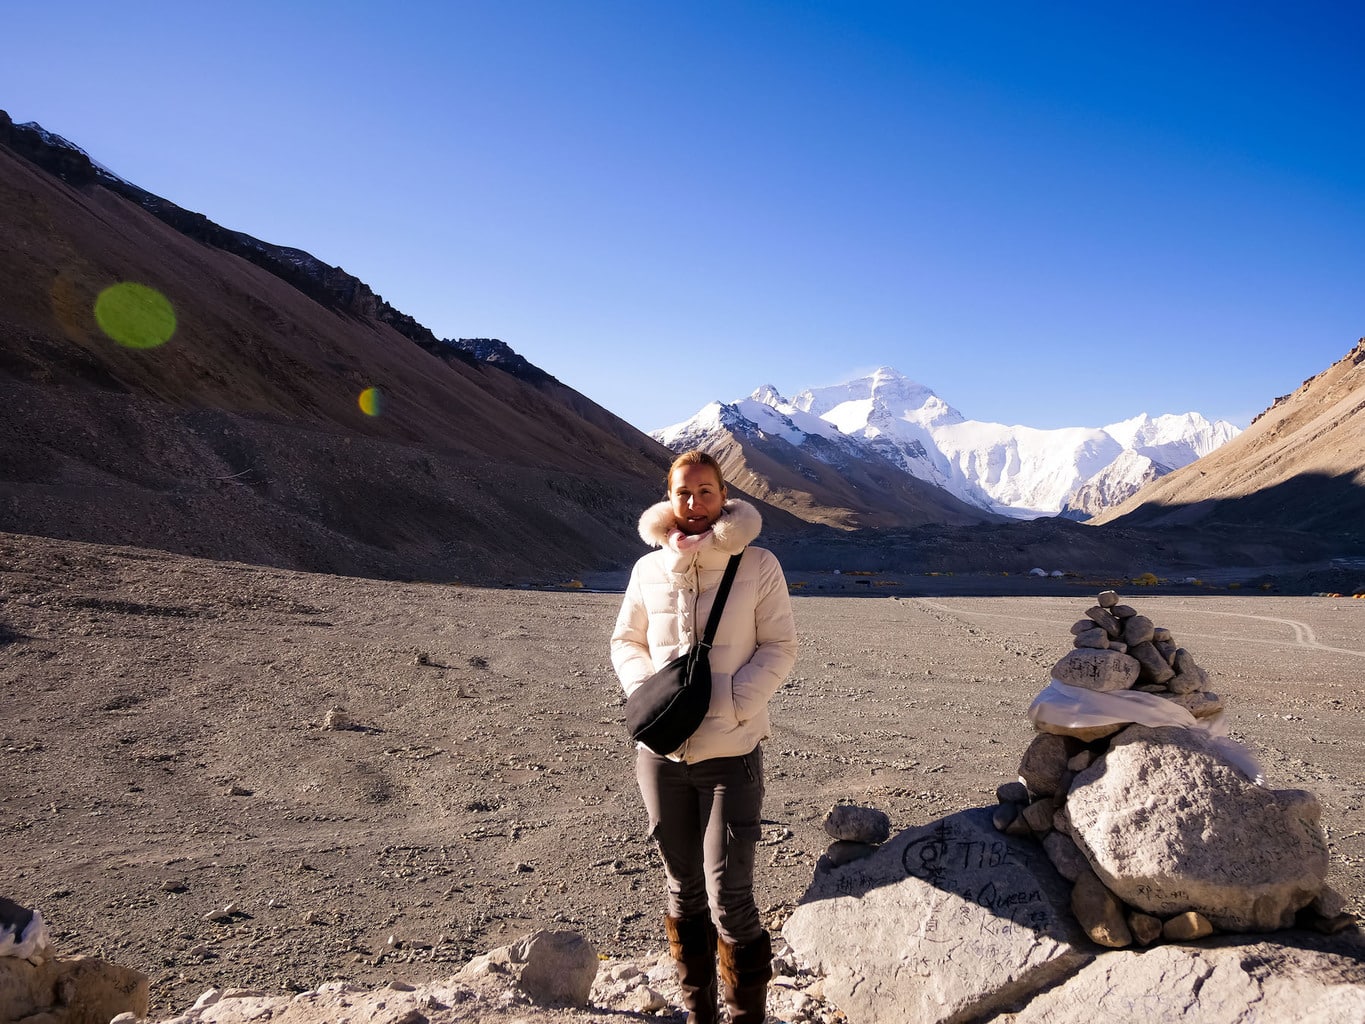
top-left (669, 464), bottom-right (727, 535)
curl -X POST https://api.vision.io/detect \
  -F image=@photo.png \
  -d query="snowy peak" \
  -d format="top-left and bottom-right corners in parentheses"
top-left (654, 368), bottom-right (1241, 521)
top-left (1103, 411), bottom-right (1238, 462)
top-left (749, 384), bottom-right (790, 408)
top-left (793, 366), bottom-right (965, 435)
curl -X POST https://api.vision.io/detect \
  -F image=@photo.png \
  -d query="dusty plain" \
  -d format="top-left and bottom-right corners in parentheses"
top-left (2, 531), bottom-right (1363, 1017)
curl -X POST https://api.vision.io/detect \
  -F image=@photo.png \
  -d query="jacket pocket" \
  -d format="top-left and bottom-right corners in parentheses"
top-left (703, 671), bottom-right (736, 721)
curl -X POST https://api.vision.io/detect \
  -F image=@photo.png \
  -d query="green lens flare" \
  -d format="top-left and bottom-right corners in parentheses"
top-left (94, 282), bottom-right (177, 349)
top-left (358, 387), bottom-right (384, 416)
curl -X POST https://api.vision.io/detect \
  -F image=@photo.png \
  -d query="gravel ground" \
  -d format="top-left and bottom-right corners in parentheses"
top-left (2, 531), bottom-right (1362, 1018)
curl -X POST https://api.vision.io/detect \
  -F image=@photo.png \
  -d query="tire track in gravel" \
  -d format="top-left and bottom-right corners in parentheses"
top-left (1172, 610), bottom-right (1365, 659)
top-left (912, 598), bottom-right (1365, 660)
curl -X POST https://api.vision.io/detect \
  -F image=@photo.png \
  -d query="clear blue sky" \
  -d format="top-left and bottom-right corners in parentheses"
top-left (5, 1), bottom-right (1362, 432)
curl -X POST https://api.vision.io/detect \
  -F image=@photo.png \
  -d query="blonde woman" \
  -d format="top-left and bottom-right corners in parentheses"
top-left (611, 450), bottom-right (797, 1024)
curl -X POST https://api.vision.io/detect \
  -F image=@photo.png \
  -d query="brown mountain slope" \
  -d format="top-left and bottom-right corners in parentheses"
top-left (1093, 338), bottom-right (1365, 535)
top-left (0, 117), bottom-right (703, 581)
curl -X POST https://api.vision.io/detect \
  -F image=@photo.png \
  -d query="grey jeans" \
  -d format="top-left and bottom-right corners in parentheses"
top-left (635, 745), bottom-right (765, 944)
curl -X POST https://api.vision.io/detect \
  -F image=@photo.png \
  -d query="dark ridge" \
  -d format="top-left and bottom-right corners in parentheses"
top-left (0, 110), bottom-right (544, 381)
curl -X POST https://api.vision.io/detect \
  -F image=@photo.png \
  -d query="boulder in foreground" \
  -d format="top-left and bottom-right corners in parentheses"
top-left (783, 807), bottom-right (1091, 1024)
top-left (1005, 937), bottom-right (1365, 1023)
top-left (1062, 725), bottom-right (1329, 931)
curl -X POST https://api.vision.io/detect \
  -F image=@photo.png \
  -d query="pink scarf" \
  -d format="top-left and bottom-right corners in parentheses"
top-left (668, 528), bottom-right (713, 553)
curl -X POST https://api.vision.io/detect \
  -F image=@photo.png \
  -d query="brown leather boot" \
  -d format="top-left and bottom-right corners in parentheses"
top-left (718, 930), bottom-right (772, 1024)
top-left (665, 913), bottom-right (719, 1024)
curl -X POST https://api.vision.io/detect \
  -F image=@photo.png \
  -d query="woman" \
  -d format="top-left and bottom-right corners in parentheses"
top-left (611, 450), bottom-right (797, 1024)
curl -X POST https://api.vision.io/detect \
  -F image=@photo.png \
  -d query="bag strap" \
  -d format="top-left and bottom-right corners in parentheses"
top-left (697, 551), bottom-right (744, 652)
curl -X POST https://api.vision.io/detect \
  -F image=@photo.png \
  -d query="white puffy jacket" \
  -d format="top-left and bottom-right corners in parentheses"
top-left (611, 498), bottom-right (797, 763)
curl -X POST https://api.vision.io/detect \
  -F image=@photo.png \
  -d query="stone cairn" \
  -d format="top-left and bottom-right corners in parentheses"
top-left (992, 589), bottom-right (1356, 948)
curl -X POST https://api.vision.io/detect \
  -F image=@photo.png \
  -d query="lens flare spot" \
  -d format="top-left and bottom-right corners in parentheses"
top-left (358, 386), bottom-right (384, 416)
top-left (94, 282), bottom-right (177, 349)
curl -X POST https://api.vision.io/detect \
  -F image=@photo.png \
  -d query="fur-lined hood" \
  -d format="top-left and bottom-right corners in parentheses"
top-left (637, 499), bottom-right (762, 554)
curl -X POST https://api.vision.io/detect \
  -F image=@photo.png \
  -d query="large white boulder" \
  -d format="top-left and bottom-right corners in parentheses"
top-left (1062, 725), bottom-right (1328, 931)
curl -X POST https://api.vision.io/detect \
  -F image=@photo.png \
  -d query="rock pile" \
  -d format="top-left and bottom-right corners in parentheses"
top-left (996, 589), bottom-right (1353, 947)
top-left (1042, 588), bottom-right (1221, 728)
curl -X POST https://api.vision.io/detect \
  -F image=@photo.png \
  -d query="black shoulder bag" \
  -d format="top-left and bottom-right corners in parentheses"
top-left (626, 552), bottom-right (743, 756)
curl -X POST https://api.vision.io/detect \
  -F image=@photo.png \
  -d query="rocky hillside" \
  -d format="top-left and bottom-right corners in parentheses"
top-left (0, 111), bottom-right (707, 582)
top-left (1095, 338), bottom-right (1365, 536)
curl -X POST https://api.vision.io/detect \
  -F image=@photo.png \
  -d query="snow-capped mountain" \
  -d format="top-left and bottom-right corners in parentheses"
top-left (653, 367), bottom-right (1241, 521)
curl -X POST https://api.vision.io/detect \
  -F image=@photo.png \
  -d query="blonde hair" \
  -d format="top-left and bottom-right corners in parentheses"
top-left (667, 449), bottom-right (727, 496)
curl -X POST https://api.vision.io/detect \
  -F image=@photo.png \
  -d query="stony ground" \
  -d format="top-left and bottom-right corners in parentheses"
top-left (2, 531), bottom-right (1363, 1020)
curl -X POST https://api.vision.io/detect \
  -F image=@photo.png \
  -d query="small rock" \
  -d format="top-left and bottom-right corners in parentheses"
top-left (1162, 911), bottom-right (1214, 941)
top-left (1128, 912), bottom-right (1163, 946)
top-left (1308, 912), bottom-right (1357, 934)
top-left (1018, 733), bottom-right (1074, 797)
top-left (323, 707), bottom-right (352, 730)
top-left (1128, 641), bottom-right (1175, 684)
top-left (1072, 870), bottom-right (1133, 948)
top-left (1021, 796), bottom-right (1061, 835)
top-left (1309, 885), bottom-right (1347, 918)
top-left (1084, 606), bottom-right (1123, 638)
top-left (1167, 671), bottom-right (1202, 695)
top-left (1096, 590), bottom-right (1120, 608)
top-left (819, 840), bottom-right (880, 869)
top-left (1042, 831), bottom-right (1089, 882)
top-left (992, 803), bottom-right (1020, 833)
top-left (996, 781), bottom-right (1029, 804)
top-left (624, 986), bottom-right (667, 1013)
top-left (1066, 750), bottom-right (1094, 773)
top-left (1165, 690), bottom-right (1224, 719)
top-left (1072, 628), bottom-right (1109, 650)
top-left (823, 804), bottom-right (891, 844)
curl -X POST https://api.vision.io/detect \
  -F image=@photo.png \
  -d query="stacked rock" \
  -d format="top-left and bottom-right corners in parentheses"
top-left (1047, 589), bottom-right (1222, 731)
top-left (994, 590), bottom-right (1354, 949)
